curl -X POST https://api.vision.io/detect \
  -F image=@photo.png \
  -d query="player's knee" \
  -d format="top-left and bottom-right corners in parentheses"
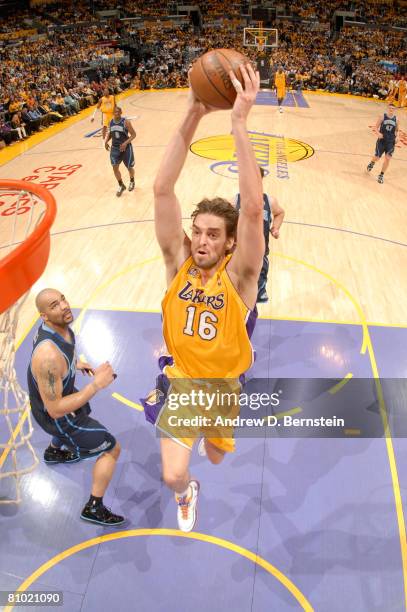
top-left (162, 468), bottom-right (187, 489)
top-left (107, 439), bottom-right (120, 460)
top-left (205, 441), bottom-right (226, 465)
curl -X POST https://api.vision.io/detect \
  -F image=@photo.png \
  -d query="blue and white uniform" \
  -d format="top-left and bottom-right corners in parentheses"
top-left (27, 323), bottom-right (116, 457)
top-left (375, 113), bottom-right (397, 157)
top-left (109, 116), bottom-right (135, 168)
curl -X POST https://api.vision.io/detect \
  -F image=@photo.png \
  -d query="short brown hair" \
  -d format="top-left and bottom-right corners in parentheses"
top-left (191, 198), bottom-right (238, 240)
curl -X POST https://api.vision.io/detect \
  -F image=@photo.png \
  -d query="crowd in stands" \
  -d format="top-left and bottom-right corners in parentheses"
top-left (1, 0), bottom-right (406, 148)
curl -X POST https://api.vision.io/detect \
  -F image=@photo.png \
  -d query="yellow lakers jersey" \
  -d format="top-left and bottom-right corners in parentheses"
top-left (100, 95), bottom-right (115, 114)
top-left (162, 255), bottom-right (256, 379)
top-left (275, 72), bottom-right (286, 89)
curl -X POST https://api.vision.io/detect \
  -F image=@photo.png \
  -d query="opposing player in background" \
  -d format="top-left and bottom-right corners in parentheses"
top-left (28, 289), bottom-right (124, 526)
top-left (143, 64), bottom-right (263, 532)
top-left (105, 106), bottom-right (136, 196)
top-left (367, 102), bottom-right (398, 183)
top-left (274, 65), bottom-right (286, 113)
top-left (234, 166), bottom-right (285, 303)
top-left (91, 87), bottom-right (116, 141)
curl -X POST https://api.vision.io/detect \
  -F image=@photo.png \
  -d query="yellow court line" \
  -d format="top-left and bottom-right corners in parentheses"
top-left (71, 306), bottom-right (407, 330)
top-left (70, 305), bottom-right (162, 315)
top-left (4, 253), bottom-right (407, 606)
top-left (112, 392), bottom-right (143, 412)
top-left (4, 529), bottom-right (314, 612)
top-left (274, 252), bottom-right (368, 356)
top-left (274, 251), bottom-right (407, 609)
top-left (0, 411), bottom-right (29, 471)
top-left (72, 255), bottom-right (161, 336)
top-left (0, 88), bottom-right (138, 168)
top-left (329, 373), bottom-right (353, 395)
top-left (275, 407), bottom-right (302, 419)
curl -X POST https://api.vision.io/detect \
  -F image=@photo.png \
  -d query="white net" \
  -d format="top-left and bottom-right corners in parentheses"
top-left (0, 189), bottom-right (48, 503)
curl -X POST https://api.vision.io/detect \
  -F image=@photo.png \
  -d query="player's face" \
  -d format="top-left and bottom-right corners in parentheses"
top-left (191, 214), bottom-right (234, 270)
top-left (42, 292), bottom-right (73, 327)
top-left (387, 105), bottom-right (395, 117)
top-left (113, 108), bottom-right (122, 120)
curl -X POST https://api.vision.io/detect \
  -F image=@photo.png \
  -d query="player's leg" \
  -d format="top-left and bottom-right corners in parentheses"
top-left (378, 151), bottom-right (392, 183)
top-left (367, 140), bottom-right (383, 171)
top-left (90, 442), bottom-right (121, 497)
top-left (201, 439), bottom-right (226, 464)
top-left (123, 145), bottom-right (135, 191)
top-left (112, 159), bottom-right (126, 197)
top-left (161, 436), bottom-right (199, 532)
top-left (66, 415), bottom-right (125, 525)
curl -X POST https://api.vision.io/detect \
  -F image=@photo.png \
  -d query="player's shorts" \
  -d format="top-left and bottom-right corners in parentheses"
top-left (141, 361), bottom-right (241, 453)
top-left (276, 87), bottom-right (286, 99)
top-left (32, 403), bottom-right (116, 459)
top-left (110, 144), bottom-right (135, 168)
top-left (375, 138), bottom-right (395, 158)
top-left (103, 112), bottom-right (114, 128)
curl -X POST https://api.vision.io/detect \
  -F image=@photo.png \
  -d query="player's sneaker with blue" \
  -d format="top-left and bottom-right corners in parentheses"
top-left (80, 502), bottom-right (125, 526)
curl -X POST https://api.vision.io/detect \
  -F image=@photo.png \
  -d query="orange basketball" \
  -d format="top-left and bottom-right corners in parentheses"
top-left (189, 48), bottom-right (250, 109)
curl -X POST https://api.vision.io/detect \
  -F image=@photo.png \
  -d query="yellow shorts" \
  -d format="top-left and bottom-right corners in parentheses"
top-left (276, 88), bottom-right (286, 99)
top-left (156, 378), bottom-right (241, 453)
top-left (103, 112), bottom-right (114, 128)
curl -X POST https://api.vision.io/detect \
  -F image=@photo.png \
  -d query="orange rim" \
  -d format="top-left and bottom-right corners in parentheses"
top-left (0, 180), bottom-right (57, 314)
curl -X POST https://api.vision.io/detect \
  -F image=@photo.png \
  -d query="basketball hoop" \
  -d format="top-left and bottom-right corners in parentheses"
top-left (0, 180), bottom-right (56, 503)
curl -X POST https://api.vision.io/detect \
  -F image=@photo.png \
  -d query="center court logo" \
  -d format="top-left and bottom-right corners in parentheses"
top-left (190, 131), bottom-right (314, 180)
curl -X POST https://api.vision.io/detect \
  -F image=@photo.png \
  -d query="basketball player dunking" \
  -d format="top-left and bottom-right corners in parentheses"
top-left (142, 64), bottom-right (264, 532)
top-left (367, 102), bottom-right (399, 183)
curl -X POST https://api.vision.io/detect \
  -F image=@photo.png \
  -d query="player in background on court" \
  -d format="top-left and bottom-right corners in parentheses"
top-left (274, 66), bottom-right (286, 113)
top-left (105, 106), bottom-right (136, 197)
top-left (234, 166), bottom-right (285, 303)
top-left (367, 102), bottom-right (398, 184)
top-left (91, 87), bottom-right (116, 141)
top-left (142, 64), bottom-right (263, 532)
top-left (27, 289), bottom-right (124, 526)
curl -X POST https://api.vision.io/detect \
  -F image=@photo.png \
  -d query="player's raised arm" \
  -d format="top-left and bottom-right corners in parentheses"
top-left (153, 89), bottom-right (213, 281)
top-left (227, 64), bottom-right (264, 308)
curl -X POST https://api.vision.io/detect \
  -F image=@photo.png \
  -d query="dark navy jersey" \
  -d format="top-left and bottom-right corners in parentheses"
top-left (235, 192), bottom-right (273, 253)
top-left (109, 117), bottom-right (129, 148)
top-left (379, 113), bottom-right (397, 141)
top-left (27, 323), bottom-right (88, 429)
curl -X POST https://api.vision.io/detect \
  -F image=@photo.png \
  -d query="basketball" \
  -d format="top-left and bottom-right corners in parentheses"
top-left (189, 48), bottom-right (250, 109)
